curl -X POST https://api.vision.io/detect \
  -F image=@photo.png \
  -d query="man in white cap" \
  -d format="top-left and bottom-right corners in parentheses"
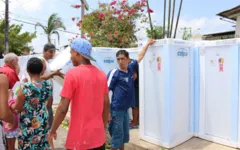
top-left (48, 38), bottom-right (110, 150)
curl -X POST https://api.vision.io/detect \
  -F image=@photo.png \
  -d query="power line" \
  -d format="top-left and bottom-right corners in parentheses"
top-left (11, 18), bottom-right (80, 35)
top-left (4, 0), bottom-right (9, 53)
top-left (9, 11), bottom-right (47, 23)
top-left (16, 0), bottom-right (33, 7)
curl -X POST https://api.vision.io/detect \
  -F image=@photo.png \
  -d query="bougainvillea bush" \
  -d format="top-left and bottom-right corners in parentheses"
top-left (72, 0), bottom-right (151, 48)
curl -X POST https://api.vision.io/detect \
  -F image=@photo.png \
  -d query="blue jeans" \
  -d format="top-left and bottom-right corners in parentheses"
top-left (108, 110), bottom-right (129, 149)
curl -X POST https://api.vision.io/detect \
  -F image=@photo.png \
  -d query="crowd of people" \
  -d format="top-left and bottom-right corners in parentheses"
top-left (0, 38), bottom-right (155, 150)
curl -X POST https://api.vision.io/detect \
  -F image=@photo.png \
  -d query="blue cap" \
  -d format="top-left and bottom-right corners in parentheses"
top-left (70, 38), bottom-right (95, 61)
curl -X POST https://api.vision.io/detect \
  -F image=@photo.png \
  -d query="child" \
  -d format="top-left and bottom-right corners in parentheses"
top-left (2, 93), bottom-right (19, 150)
top-left (2, 65), bottom-right (21, 150)
top-left (6, 57), bottom-right (52, 150)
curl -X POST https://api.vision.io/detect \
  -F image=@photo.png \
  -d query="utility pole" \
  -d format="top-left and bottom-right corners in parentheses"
top-left (170, 0), bottom-right (176, 38)
top-left (167, 0), bottom-right (171, 38)
top-left (174, 0), bottom-right (183, 38)
top-left (163, 0), bottom-right (166, 38)
top-left (80, 0), bottom-right (89, 37)
top-left (146, 0), bottom-right (154, 39)
top-left (4, 0), bottom-right (9, 54)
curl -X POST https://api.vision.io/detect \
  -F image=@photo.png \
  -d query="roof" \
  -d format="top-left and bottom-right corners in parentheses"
top-left (203, 30), bottom-right (235, 40)
top-left (217, 5), bottom-right (240, 21)
top-left (203, 30), bottom-right (235, 37)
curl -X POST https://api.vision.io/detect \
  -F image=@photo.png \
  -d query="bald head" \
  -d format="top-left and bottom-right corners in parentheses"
top-left (4, 53), bottom-right (19, 70)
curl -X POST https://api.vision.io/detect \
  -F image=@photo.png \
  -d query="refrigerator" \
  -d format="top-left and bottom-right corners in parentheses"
top-left (139, 39), bottom-right (194, 148)
top-left (194, 39), bottom-right (240, 148)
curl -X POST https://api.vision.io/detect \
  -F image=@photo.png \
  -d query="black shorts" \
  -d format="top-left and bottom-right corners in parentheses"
top-left (89, 143), bottom-right (105, 150)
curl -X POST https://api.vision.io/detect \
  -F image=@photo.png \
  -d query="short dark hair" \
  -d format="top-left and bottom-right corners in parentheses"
top-left (116, 50), bottom-right (129, 58)
top-left (43, 43), bottom-right (56, 52)
top-left (27, 57), bottom-right (43, 75)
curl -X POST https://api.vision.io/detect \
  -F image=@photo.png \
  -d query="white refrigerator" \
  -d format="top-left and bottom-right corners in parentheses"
top-left (139, 39), bottom-right (194, 148)
top-left (194, 39), bottom-right (240, 148)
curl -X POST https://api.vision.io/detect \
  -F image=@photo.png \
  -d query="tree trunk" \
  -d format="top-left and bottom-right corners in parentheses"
top-left (47, 35), bottom-right (51, 43)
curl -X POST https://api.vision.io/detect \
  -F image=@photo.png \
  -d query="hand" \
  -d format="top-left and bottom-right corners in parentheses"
top-left (147, 39), bottom-right (156, 46)
top-left (54, 69), bottom-right (64, 79)
top-left (5, 118), bottom-right (16, 130)
top-left (22, 78), bottom-right (28, 83)
top-left (48, 131), bottom-right (57, 149)
top-left (8, 90), bottom-right (13, 100)
top-left (47, 96), bottom-right (53, 108)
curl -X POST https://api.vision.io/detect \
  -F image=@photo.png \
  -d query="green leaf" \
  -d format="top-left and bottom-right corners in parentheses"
top-left (0, 20), bottom-right (36, 55)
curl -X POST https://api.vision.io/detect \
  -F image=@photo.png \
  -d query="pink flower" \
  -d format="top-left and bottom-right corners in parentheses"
top-left (81, 35), bottom-right (86, 39)
top-left (114, 32), bottom-right (119, 37)
top-left (89, 32), bottom-right (94, 36)
top-left (128, 8), bottom-right (137, 15)
top-left (75, 5), bottom-right (81, 8)
top-left (108, 37), bottom-right (113, 41)
top-left (147, 8), bottom-right (154, 13)
top-left (136, 1), bottom-right (141, 5)
top-left (71, 4), bottom-right (81, 8)
top-left (141, 9), bottom-right (144, 12)
top-left (118, 15), bottom-right (123, 19)
top-left (98, 13), bottom-right (104, 19)
top-left (117, 10), bottom-right (122, 14)
top-left (110, 1), bottom-right (117, 6)
top-left (72, 17), bottom-right (75, 21)
top-left (122, 0), bottom-right (127, 5)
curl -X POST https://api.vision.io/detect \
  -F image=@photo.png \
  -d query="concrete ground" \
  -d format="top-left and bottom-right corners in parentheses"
top-left (126, 129), bottom-right (237, 150)
top-left (54, 126), bottom-right (237, 150)
top-left (53, 105), bottom-right (237, 150)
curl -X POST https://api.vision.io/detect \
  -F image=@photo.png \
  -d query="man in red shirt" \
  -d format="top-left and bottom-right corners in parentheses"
top-left (48, 38), bottom-right (110, 150)
top-left (0, 53), bottom-right (19, 89)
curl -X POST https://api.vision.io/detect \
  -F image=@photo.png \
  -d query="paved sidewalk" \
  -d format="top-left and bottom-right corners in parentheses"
top-left (55, 126), bottom-right (238, 150)
top-left (53, 105), bottom-right (238, 150)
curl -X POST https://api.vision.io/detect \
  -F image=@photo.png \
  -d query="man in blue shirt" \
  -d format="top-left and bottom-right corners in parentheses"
top-left (107, 39), bottom-right (156, 150)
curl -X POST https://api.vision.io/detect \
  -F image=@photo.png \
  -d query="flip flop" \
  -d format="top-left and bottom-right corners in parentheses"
top-left (129, 125), bottom-right (139, 129)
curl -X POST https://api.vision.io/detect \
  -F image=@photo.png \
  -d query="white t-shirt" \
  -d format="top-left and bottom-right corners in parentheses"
top-left (39, 57), bottom-right (53, 87)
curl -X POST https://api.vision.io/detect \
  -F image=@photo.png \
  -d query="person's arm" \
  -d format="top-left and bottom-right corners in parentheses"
top-left (0, 74), bottom-right (15, 123)
top-left (50, 97), bottom-right (70, 133)
top-left (136, 39), bottom-right (156, 63)
top-left (103, 78), bottom-right (110, 127)
top-left (10, 85), bottom-right (26, 114)
top-left (40, 59), bottom-right (64, 80)
top-left (48, 72), bottom-right (75, 149)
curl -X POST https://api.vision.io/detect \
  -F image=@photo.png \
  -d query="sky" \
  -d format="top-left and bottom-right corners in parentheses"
top-left (0, 0), bottom-right (239, 53)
